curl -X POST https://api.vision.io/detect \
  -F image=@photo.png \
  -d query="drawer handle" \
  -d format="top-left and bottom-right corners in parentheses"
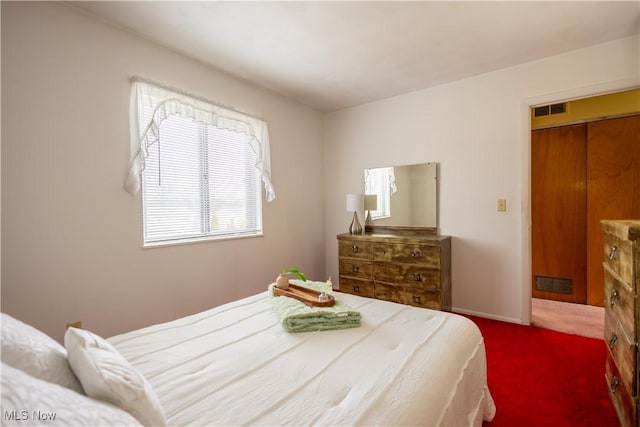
top-left (608, 245), bottom-right (618, 260)
top-left (351, 245), bottom-right (359, 253)
top-left (610, 288), bottom-right (619, 307)
top-left (412, 273), bottom-right (422, 282)
top-left (411, 250), bottom-right (422, 259)
top-left (412, 295), bottom-right (422, 304)
top-left (353, 285), bottom-right (360, 293)
top-left (608, 333), bottom-right (618, 350)
top-left (352, 265), bottom-right (360, 273)
top-left (610, 377), bottom-right (621, 394)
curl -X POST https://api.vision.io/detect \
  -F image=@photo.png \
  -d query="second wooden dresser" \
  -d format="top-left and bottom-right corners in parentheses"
top-left (337, 228), bottom-right (451, 311)
top-left (601, 219), bottom-right (639, 427)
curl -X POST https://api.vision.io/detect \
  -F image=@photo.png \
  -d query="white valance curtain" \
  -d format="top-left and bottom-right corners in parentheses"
top-left (388, 168), bottom-right (397, 195)
top-left (364, 167), bottom-right (397, 195)
top-left (124, 79), bottom-right (276, 202)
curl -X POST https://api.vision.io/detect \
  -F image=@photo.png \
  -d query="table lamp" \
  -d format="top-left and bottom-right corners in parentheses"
top-left (346, 193), bottom-right (363, 234)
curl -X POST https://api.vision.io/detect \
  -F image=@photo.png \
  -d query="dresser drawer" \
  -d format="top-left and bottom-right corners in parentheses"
top-left (338, 240), bottom-right (373, 260)
top-left (605, 307), bottom-right (637, 397)
top-left (338, 277), bottom-right (375, 298)
top-left (603, 233), bottom-right (635, 287)
top-left (604, 266), bottom-right (636, 342)
top-left (374, 283), bottom-right (442, 310)
top-left (373, 243), bottom-right (440, 266)
top-left (606, 350), bottom-right (637, 427)
top-left (374, 263), bottom-right (440, 289)
top-left (339, 259), bottom-right (373, 280)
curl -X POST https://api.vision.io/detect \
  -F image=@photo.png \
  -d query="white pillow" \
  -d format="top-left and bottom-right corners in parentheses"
top-left (1, 312), bottom-right (84, 393)
top-left (65, 327), bottom-right (166, 427)
top-left (1, 363), bottom-right (142, 426)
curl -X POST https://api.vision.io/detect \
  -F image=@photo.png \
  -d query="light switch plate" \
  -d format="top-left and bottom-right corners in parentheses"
top-left (497, 199), bottom-right (507, 212)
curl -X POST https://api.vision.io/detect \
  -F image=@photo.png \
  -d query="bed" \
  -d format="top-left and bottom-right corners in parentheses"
top-left (1, 287), bottom-right (496, 426)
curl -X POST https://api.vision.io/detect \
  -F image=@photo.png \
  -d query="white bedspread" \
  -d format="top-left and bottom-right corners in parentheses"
top-left (108, 291), bottom-right (496, 426)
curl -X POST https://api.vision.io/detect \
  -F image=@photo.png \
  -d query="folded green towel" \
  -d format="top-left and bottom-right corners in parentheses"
top-left (268, 280), bottom-right (362, 333)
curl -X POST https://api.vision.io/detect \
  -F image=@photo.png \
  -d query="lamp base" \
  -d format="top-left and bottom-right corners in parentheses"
top-left (349, 211), bottom-right (362, 234)
top-left (365, 210), bottom-right (374, 226)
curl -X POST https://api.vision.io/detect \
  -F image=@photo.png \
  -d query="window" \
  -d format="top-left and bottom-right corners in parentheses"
top-left (364, 167), bottom-right (395, 219)
top-left (125, 80), bottom-right (275, 246)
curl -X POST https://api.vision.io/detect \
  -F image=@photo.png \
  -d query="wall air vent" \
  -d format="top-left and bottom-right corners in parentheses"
top-left (535, 275), bottom-right (573, 294)
top-left (533, 102), bottom-right (567, 117)
top-left (534, 106), bottom-right (549, 117)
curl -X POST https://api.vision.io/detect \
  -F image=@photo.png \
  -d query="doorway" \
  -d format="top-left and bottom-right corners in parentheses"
top-left (531, 90), bottom-right (640, 309)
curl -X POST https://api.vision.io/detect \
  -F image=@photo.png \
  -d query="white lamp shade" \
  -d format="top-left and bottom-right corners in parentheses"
top-left (346, 193), bottom-right (363, 212)
top-left (364, 194), bottom-right (378, 210)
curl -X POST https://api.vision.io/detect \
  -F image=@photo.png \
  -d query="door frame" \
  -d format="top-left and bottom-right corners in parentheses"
top-left (519, 78), bottom-right (638, 325)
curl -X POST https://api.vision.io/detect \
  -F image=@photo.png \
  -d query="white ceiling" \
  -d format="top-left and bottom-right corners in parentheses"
top-left (72, 1), bottom-right (639, 112)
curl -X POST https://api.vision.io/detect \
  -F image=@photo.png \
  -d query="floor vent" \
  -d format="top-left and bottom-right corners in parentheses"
top-left (533, 102), bottom-right (567, 117)
top-left (535, 276), bottom-right (573, 294)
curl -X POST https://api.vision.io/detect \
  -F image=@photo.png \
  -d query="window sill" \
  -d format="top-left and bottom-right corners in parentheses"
top-left (372, 215), bottom-right (391, 221)
top-left (143, 231), bottom-right (264, 249)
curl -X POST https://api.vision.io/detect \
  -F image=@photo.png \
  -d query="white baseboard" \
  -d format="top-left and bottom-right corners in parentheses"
top-left (452, 307), bottom-right (525, 325)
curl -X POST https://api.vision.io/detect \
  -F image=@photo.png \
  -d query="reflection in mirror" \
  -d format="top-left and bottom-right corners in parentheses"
top-left (364, 163), bottom-right (437, 228)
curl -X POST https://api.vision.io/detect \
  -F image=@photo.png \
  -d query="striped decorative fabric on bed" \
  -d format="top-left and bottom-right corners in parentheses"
top-left (108, 291), bottom-right (495, 426)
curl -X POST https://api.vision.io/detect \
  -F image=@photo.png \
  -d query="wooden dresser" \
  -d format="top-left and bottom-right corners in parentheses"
top-left (601, 220), bottom-right (639, 427)
top-left (337, 227), bottom-right (451, 311)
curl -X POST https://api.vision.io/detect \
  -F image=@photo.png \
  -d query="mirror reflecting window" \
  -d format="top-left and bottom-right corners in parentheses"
top-left (364, 163), bottom-right (437, 228)
top-left (364, 167), bottom-right (395, 219)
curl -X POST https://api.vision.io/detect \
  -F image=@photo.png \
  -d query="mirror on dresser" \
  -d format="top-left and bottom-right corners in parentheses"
top-left (338, 162), bottom-right (448, 309)
top-left (363, 162), bottom-right (437, 231)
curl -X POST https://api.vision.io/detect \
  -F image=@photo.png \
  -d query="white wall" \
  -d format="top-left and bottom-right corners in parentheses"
top-left (1, 2), bottom-right (324, 342)
top-left (323, 35), bottom-right (639, 324)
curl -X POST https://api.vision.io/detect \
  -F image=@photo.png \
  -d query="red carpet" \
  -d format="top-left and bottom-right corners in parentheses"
top-left (464, 315), bottom-right (619, 427)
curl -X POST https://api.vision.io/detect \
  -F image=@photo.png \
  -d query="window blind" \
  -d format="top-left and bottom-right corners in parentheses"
top-left (142, 115), bottom-right (262, 245)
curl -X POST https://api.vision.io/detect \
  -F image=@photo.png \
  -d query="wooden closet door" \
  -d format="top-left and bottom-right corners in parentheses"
top-left (531, 124), bottom-right (587, 303)
top-left (586, 115), bottom-right (640, 306)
